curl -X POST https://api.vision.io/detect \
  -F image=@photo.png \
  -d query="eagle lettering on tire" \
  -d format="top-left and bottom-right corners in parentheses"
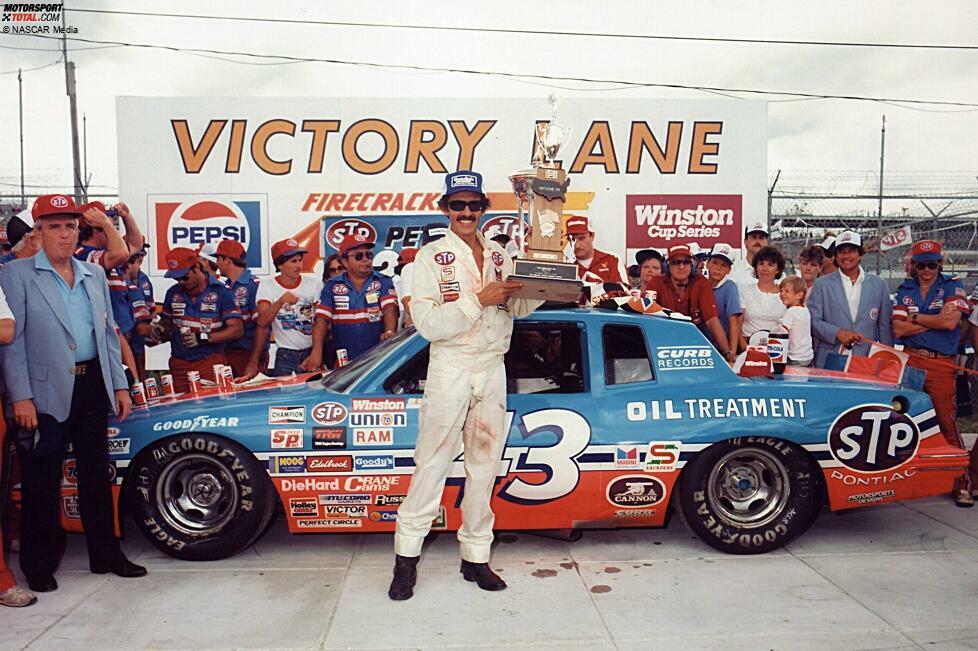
top-left (129, 434), bottom-right (276, 561)
top-left (679, 437), bottom-right (822, 554)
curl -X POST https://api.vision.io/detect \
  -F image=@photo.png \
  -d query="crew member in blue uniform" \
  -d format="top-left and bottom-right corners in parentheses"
top-left (158, 247), bottom-right (243, 393)
top-left (892, 239), bottom-right (976, 507)
top-left (307, 234), bottom-right (397, 368)
top-left (215, 239), bottom-right (267, 379)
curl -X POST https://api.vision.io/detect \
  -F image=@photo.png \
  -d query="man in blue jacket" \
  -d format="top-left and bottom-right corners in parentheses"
top-left (1, 194), bottom-right (144, 593)
top-left (808, 230), bottom-right (893, 368)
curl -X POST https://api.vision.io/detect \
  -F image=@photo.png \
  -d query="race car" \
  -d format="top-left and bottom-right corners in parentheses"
top-left (74, 308), bottom-right (968, 560)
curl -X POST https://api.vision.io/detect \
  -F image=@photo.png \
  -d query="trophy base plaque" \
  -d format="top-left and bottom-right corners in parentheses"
top-left (510, 258), bottom-right (582, 303)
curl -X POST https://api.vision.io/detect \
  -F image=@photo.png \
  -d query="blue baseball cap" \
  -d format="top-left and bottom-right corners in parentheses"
top-left (443, 170), bottom-right (484, 197)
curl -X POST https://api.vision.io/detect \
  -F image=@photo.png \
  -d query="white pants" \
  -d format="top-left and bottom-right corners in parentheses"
top-left (394, 360), bottom-right (507, 563)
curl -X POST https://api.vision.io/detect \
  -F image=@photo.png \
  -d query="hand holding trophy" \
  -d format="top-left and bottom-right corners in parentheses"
top-left (507, 95), bottom-right (583, 302)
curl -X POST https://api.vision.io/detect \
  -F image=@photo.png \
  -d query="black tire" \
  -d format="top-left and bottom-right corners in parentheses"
top-left (129, 433), bottom-right (276, 561)
top-left (679, 437), bottom-right (822, 555)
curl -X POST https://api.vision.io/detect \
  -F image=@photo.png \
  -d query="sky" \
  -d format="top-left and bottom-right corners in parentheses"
top-left (0, 0), bottom-right (976, 201)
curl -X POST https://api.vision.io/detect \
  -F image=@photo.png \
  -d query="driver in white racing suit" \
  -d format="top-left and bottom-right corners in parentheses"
top-left (389, 170), bottom-right (543, 600)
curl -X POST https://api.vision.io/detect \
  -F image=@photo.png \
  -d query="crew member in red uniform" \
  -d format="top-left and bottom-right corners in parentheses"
top-left (892, 239), bottom-right (976, 507)
top-left (645, 244), bottom-right (735, 363)
top-left (158, 247), bottom-right (243, 393)
top-left (565, 215), bottom-right (626, 284)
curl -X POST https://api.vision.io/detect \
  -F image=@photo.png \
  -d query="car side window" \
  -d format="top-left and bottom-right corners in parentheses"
top-left (384, 345), bottom-right (429, 395)
top-left (602, 324), bottom-right (653, 385)
top-left (504, 323), bottom-right (585, 395)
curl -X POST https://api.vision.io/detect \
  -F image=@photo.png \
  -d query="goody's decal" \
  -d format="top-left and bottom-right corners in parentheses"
top-left (151, 194), bottom-right (268, 274)
top-left (828, 404), bottom-right (920, 473)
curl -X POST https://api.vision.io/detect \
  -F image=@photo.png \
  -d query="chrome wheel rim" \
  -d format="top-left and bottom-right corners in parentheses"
top-left (156, 453), bottom-right (238, 536)
top-left (707, 447), bottom-right (789, 529)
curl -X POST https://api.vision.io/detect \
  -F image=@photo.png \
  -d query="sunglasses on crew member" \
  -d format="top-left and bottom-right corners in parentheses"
top-left (669, 258), bottom-right (693, 266)
top-left (447, 199), bottom-right (486, 212)
top-left (914, 261), bottom-right (939, 270)
top-left (327, 265), bottom-right (344, 273)
top-left (347, 250), bottom-right (373, 261)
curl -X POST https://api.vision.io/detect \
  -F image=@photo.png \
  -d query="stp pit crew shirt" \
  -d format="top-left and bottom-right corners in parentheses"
top-left (74, 244), bottom-right (150, 337)
top-left (316, 271), bottom-right (397, 361)
top-left (130, 271), bottom-right (155, 355)
top-left (161, 275), bottom-right (242, 361)
top-left (225, 269), bottom-right (262, 352)
top-left (892, 273), bottom-right (970, 355)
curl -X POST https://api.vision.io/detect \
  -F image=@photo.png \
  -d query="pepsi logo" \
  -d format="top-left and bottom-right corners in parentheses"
top-left (325, 219), bottom-right (376, 249)
top-left (51, 195), bottom-right (69, 208)
top-left (153, 196), bottom-right (265, 273)
top-left (434, 252), bottom-right (456, 266)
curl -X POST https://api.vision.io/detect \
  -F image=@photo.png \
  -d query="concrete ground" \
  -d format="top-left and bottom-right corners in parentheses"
top-left (4, 437), bottom-right (978, 650)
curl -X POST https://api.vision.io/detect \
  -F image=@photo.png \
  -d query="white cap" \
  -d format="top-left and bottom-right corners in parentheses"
top-left (709, 243), bottom-right (736, 265)
top-left (835, 230), bottom-right (863, 250)
top-left (198, 244), bottom-right (219, 263)
top-left (820, 235), bottom-right (836, 251)
top-left (744, 220), bottom-right (769, 236)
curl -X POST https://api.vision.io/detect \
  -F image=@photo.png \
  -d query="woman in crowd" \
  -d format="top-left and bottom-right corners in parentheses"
top-left (738, 245), bottom-right (787, 348)
top-left (256, 239), bottom-right (324, 376)
top-left (322, 253), bottom-right (345, 283)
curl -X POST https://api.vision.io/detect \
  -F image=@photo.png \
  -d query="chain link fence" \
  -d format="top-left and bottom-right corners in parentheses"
top-left (769, 192), bottom-right (978, 290)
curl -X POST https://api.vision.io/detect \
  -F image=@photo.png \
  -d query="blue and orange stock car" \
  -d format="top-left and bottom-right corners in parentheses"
top-left (76, 308), bottom-right (967, 560)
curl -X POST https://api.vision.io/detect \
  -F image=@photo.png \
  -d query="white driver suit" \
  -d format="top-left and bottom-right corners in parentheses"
top-left (394, 228), bottom-right (543, 562)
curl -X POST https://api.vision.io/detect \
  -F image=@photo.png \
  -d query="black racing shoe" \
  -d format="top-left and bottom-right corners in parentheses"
top-left (460, 560), bottom-right (507, 591)
top-left (388, 555), bottom-right (419, 601)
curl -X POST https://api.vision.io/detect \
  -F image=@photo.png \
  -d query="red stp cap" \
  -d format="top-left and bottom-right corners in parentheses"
top-left (78, 200), bottom-right (107, 213)
top-left (338, 234), bottom-right (375, 257)
top-left (216, 239), bottom-right (247, 261)
top-left (165, 247), bottom-right (199, 279)
top-left (565, 215), bottom-right (591, 236)
top-left (910, 239), bottom-right (942, 262)
top-left (33, 194), bottom-right (82, 220)
top-left (271, 238), bottom-right (308, 261)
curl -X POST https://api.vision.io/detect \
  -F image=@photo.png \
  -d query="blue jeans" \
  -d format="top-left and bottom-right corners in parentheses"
top-left (271, 347), bottom-right (311, 377)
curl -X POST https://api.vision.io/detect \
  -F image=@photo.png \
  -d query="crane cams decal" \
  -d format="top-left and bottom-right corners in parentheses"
top-left (828, 404), bottom-right (920, 473)
top-left (606, 475), bottom-right (667, 508)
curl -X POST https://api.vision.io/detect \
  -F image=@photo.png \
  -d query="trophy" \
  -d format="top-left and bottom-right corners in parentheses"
top-left (508, 95), bottom-right (582, 302)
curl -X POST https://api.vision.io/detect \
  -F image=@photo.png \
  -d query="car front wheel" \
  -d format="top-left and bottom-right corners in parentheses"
top-left (679, 438), bottom-right (822, 554)
top-left (129, 434), bottom-right (276, 561)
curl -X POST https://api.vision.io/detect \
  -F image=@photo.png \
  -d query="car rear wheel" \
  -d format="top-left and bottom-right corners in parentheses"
top-left (679, 438), bottom-right (822, 554)
top-left (129, 434), bottom-right (276, 561)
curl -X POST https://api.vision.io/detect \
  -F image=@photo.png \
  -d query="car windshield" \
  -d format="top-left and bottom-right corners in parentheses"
top-left (321, 327), bottom-right (416, 393)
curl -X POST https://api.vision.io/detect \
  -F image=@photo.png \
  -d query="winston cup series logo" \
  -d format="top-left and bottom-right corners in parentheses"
top-left (625, 194), bottom-right (742, 249)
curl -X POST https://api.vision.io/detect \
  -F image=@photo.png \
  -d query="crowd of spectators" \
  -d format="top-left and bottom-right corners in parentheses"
top-left (2, 189), bottom-right (978, 608)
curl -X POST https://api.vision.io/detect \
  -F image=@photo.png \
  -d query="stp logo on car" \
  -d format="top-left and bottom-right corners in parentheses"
top-left (152, 195), bottom-right (267, 273)
top-left (828, 404), bottom-right (920, 472)
top-left (312, 402), bottom-right (348, 425)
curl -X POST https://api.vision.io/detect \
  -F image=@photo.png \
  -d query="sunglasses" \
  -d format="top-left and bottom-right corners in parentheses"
top-left (669, 258), bottom-right (693, 266)
top-left (914, 261), bottom-right (939, 270)
top-left (347, 251), bottom-right (373, 261)
top-left (447, 200), bottom-right (486, 212)
top-left (327, 265), bottom-right (344, 273)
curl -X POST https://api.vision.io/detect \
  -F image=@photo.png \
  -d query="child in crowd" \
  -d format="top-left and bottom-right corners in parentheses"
top-left (778, 275), bottom-right (814, 366)
top-left (706, 243), bottom-right (742, 358)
